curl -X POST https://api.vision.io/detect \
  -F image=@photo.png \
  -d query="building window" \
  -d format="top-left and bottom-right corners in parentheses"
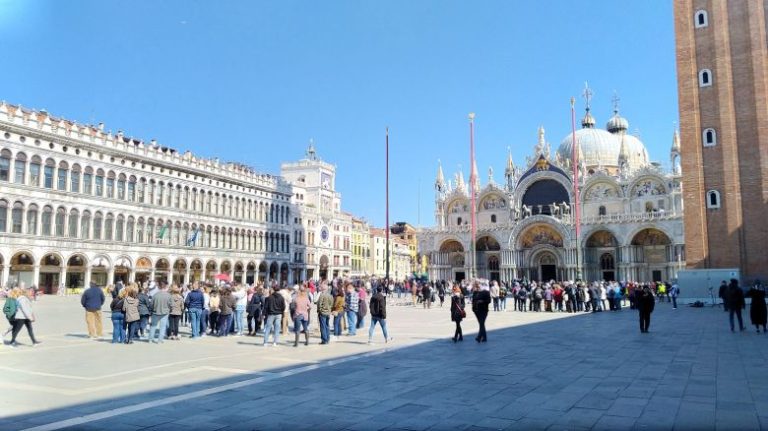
top-left (26, 205), bottom-right (37, 234)
top-left (491, 214), bottom-right (497, 223)
top-left (55, 207), bottom-right (65, 236)
top-left (29, 157), bottom-right (41, 186)
top-left (695, 10), bottom-right (708, 28)
top-left (0, 150), bottom-right (10, 181)
top-left (699, 69), bottom-right (712, 87)
top-left (457, 217), bottom-right (462, 226)
top-left (0, 200), bottom-right (6, 232)
top-left (95, 172), bottom-right (104, 196)
top-left (93, 212), bottom-right (103, 240)
top-left (41, 206), bottom-right (53, 236)
top-left (70, 166), bottom-right (81, 193)
top-left (707, 190), bottom-right (721, 209)
top-left (14, 153), bottom-right (26, 184)
top-left (104, 214), bottom-right (115, 241)
top-left (598, 205), bottom-right (607, 216)
top-left (43, 160), bottom-right (55, 189)
top-left (117, 176), bottom-right (126, 200)
top-left (57, 162), bottom-right (68, 191)
top-left (80, 211), bottom-right (91, 239)
top-left (69, 209), bottom-right (79, 237)
top-left (703, 128), bottom-right (717, 147)
top-left (83, 169), bottom-right (93, 194)
top-left (106, 176), bottom-right (115, 198)
top-left (127, 178), bottom-right (136, 201)
top-left (11, 202), bottom-right (23, 233)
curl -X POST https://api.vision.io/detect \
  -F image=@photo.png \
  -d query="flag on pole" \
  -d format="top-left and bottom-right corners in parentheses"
top-left (187, 227), bottom-right (200, 246)
top-left (157, 225), bottom-right (168, 240)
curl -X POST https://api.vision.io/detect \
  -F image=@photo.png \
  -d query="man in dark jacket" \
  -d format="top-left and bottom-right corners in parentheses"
top-left (184, 284), bottom-right (205, 339)
top-left (368, 287), bottom-right (389, 344)
top-left (81, 282), bottom-right (105, 339)
top-left (472, 281), bottom-right (491, 342)
top-left (726, 279), bottom-right (746, 332)
top-left (636, 285), bottom-right (655, 333)
top-left (263, 287), bottom-right (286, 346)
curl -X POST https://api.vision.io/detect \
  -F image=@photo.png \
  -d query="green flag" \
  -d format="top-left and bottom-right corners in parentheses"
top-left (157, 225), bottom-right (168, 239)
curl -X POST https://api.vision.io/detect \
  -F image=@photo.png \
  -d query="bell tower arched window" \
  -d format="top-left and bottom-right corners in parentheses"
top-left (695, 10), bottom-right (708, 28)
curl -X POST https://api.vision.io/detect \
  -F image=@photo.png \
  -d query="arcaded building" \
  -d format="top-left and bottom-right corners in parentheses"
top-left (674, 0), bottom-right (768, 281)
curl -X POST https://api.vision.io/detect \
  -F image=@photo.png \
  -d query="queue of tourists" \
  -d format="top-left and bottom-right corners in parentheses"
top-left (75, 278), bottom-right (391, 347)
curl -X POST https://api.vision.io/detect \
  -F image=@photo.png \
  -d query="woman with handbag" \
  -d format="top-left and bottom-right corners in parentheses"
top-left (450, 285), bottom-right (465, 343)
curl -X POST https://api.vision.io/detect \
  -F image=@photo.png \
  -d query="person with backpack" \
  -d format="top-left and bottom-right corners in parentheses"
top-left (368, 286), bottom-right (389, 344)
top-left (9, 287), bottom-right (40, 347)
top-left (246, 287), bottom-right (264, 336)
top-left (636, 284), bottom-right (656, 333)
top-left (3, 288), bottom-right (20, 342)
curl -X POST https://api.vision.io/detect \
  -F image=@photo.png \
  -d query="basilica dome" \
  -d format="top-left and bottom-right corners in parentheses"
top-left (557, 110), bottom-right (650, 172)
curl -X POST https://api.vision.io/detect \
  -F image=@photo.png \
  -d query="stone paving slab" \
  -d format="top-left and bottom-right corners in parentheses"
top-left (2, 296), bottom-right (768, 430)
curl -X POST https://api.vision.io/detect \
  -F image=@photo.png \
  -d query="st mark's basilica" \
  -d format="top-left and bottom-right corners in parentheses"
top-left (418, 100), bottom-right (685, 284)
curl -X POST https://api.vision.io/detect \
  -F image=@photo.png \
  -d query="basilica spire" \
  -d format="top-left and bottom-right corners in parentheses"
top-left (435, 159), bottom-right (445, 189)
top-left (581, 82), bottom-right (596, 129)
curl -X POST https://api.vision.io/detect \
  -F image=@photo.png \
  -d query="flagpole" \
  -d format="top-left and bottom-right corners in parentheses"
top-left (570, 98), bottom-right (583, 282)
top-left (385, 127), bottom-right (390, 282)
top-left (469, 113), bottom-right (477, 280)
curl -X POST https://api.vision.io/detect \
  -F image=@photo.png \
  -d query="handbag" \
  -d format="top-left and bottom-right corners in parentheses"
top-left (454, 300), bottom-right (466, 318)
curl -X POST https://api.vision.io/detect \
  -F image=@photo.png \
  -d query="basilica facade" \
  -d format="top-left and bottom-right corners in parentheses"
top-left (418, 105), bottom-right (685, 284)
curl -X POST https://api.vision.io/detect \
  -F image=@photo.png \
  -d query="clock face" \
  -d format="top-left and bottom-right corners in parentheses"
top-left (320, 226), bottom-right (330, 243)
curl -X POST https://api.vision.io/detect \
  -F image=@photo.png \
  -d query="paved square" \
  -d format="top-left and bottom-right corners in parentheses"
top-left (2, 296), bottom-right (767, 430)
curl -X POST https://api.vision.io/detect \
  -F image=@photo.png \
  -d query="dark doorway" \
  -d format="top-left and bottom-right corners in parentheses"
top-left (602, 271), bottom-right (615, 282)
top-left (454, 271), bottom-right (465, 283)
top-left (540, 265), bottom-right (557, 282)
top-left (490, 272), bottom-right (500, 282)
top-left (652, 270), bottom-right (662, 282)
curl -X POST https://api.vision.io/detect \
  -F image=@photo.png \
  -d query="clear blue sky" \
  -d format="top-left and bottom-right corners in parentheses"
top-left (0, 1), bottom-right (678, 228)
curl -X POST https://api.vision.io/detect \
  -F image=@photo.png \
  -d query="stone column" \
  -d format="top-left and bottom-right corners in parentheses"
top-left (107, 268), bottom-right (115, 286)
top-left (167, 270), bottom-right (173, 285)
top-left (1, 264), bottom-right (10, 288)
top-left (84, 265), bottom-right (92, 288)
top-left (32, 264), bottom-right (40, 288)
top-left (184, 269), bottom-right (191, 285)
top-left (59, 266), bottom-right (67, 294)
top-left (128, 269), bottom-right (135, 283)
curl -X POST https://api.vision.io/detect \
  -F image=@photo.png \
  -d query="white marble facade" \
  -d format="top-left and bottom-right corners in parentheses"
top-left (0, 102), bottom-right (297, 292)
top-left (419, 107), bottom-right (685, 284)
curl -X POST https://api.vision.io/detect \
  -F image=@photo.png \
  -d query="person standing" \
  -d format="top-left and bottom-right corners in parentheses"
top-left (185, 283), bottom-right (204, 339)
top-left (472, 281), bottom-right (491, 343)
top-left (357, 284), bottom-right (368, 329)
top-left (368, 286), bottom-right (389, 344)
top-left (490, 281), bottom-right (500, 312)
top-left (167, 286), bottom-right (184, 340)
top-left (246, 287), bottom-right (264, 336)
top-left (148, 284), bottom-right (171, 344)
top-left (718, 280), bottom-right (728, 311)
top-left (437, 282), bottom-right (446, 307)
top-left (636, 285), bottom-right (655, 333)
top-left (3, 288), bottom-right (21, 342)
top-left (670, 282), bottom-right (680, 310)
top-left (345, 283), bottom-right (359, 335)
top-left (9, 287), bottom-right (40, 347)
top-left (233, 285), bottom-right (247, 336)
top-left (263, 287), bottom-right (285, 346)
top-left (725, 279), bottom-right (746, 332)
top-left (217, 288), bottom-right (235, 337)
top-left (81, 282), bottom-right (105, 340)
top-left (450, 285), bottom-right (465, 342)
top-left (746, 280), bottom-right (767, 333)
top-left (123, 286), bottom-right (140, 344)
top-left (208, 289), bottom-right (220, 335)
top-left (316, 283), bottom-right (333, 345)
top-left (291, 286), bottom-right (312, 347)
top-left (137, 286), bottom-right (152, 339)
top-left (110, 289), bottom-right (127, 344)
top-left (332, 287), bottom-right (345, 340)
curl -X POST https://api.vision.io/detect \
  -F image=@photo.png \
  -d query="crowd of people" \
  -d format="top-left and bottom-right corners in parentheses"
top-left (2, 276), bottom-right (766, 347)
top-left (76, 278), bottom-right (392, 347)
